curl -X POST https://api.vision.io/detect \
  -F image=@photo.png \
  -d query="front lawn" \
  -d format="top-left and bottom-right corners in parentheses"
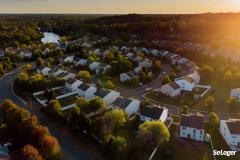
top-left (153, 137), bottom-right (212, 160)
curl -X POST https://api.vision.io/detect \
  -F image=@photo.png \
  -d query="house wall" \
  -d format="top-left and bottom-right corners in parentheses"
top-left (120, 73), bottom-right (131, 82)
top-left (179, 126), bottom-right (204, 141)
top-left (78, 86), bottom-right (97, 99)
top-left (160, 109), bottom-right (168, 122)
top-left (125, 100), bottom-right (141, 117)
top-left (220, 120), bottom-right (240, 151)
top-left (104, 91), bottom-right (120, 106)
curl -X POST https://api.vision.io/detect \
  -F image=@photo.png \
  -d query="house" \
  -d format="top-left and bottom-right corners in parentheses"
top-left (96, 63), bottom-right (112, 74)
top-left (175, 76), bottom-right (195, 92)
top-left (187, 71), bottom-right (200, 83)
top-left (37, 66), bottom-right (51, 76)
top-left (40, 48), bottom-right (51, 56)
top-left (171, 56), bottom-right (182, 65)
top-left (150, 49), bottom-right (159, 56)
top-left (0, 49), bottom-right (5, 58)
top-left (126, 52), bottom-right (135, 59)
top-left (177, 57), bottom-right (189, 65)
top-left (134, 56), bottom-right (144, 63)
top-left (220, 119), bottom-right (240, 151)
top-left (89, 61), bottom-right (101, 72)
top-left (19, 49), bottom-right (32, 59)
top-left (95, 88), bottom-right (120, 106)
top-left (157, 82), bottom-right (181, 97)
top-left (120, 73), bottom-right (132, 82)
top-left (77, 83), bottom-right (97, 99)
top-left (49, 68), bottom-right (65, 77)
top-left (140, 105), bottom-right (168, 122)
top-left (75, 58), bottom-right (88, 66)
top-left (231, 88), bottom-right (240, 101)
top-left (64, 56), bottom-right (74, 63)
top-left (120, 70), bottom-right (139, 82)
top-left (138, 58), bottom-right (153, 68)
top-left (111, 97), bottom-right (141, 117)
top-left (179, 114), bottom-right (205, 141)
top-left (57, 72), bottom-right (76, 80)
top-left (65, 78), bottom-right (83, 91)
top-left (82, 42), bottom-right (92, 48)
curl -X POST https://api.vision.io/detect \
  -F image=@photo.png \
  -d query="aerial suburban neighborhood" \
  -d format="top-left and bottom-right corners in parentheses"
top-left (1, 1), bottom-right (240, 160)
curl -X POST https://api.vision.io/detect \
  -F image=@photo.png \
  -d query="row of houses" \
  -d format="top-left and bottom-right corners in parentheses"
top-left (64, 56), bottom-right (112, 74)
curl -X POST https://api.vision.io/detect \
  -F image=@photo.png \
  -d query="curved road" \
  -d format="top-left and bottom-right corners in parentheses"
top-left (0, 68), bottom-right (94, 160)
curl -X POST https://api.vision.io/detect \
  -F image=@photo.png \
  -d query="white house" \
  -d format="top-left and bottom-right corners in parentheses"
top-left (96, 63), bottom-right (112, 74)
top-left (64, 56), bottom-right (74, 63)
top-left (150, 49), bottom-right (159, 56)
top-left (157, 82), bottom-right (181, 97)
top-left (140, 105), bottom-right (168, 122)
top-left (175, 76), bottom-right (195, 92)
top-left (37, 67), bottom-right (51, 76)
top-left (231, 88), bottom-right (240, 101)
top-left (187, 71), bottom-right (200, 84)
top-left (65, 78), bottom-right (83, 91)
top-left (75, 59), bottom-right (88, 66)
top-left (95, 88), bottom-right (120, 106)
top-left (138, 58), bottom-right (153, 68)
top-left (19, 49), bottom-right (32, 59)
top-left (111, 97), bottom-right (141, 117)
top-left (89, 61), bottom-right (101, 72)
top-left (179, 114), bottom-right (205, 141)
top-left (77, 83), bottom-right (97, 99)
top-left (220, 119), bottom-right (240, 151)
top-left (120, 73), bottom-right (132, 82)
top-left (177, 57), bottom-right (189, 65)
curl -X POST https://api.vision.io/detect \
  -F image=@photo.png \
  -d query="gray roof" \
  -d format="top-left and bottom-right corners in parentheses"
top-left (180, 114), bottom-right (204, 130)
top-left (67, 78), bottom-right (76, 85)
top-left (95, 88), bottom-right (110, 98)
top-left (140, 106), bottom-right (164, 120)
top-left (226, 120), bottom-right (240, 135)
top-left (78, 83), bottom-right (90, 91)
top-left (57, 72), bottom-right (68, 78)
top-left (112, 97), bottom-right (132, 109)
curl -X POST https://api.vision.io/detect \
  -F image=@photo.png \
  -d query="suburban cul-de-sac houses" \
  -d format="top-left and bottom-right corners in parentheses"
top-left (157, 82), bottom-right (181, 97)
top-left (95, 88), bottom-right (120, 106)
top-left (49, 68), bottom-right (65, 77)
top-left (220, 119), bottom-right (240, 151)
top-left (77, 83), bottom-right (97, 99)
top-left (64, 56), bottom-right (74, 63)
top-left (187, 70), bottom-right (200, 84)
top-left (120, 70), bottom-right (139, 82)
top-left (65, 78), bottom-right (83, 92)
top-left (56, 72), bottom-right (76, 80)
top-left (110, 97), bottom-right (141, 117)
top-left (175, 76), bottom-right (196, 92)
top-left (140, 105), bottom-right (168, 122)
top-left (138, 58), bottom-right (153, 68)
top-left (179, 114), bottom-right (205, 141)
top-left (37, 66), bottom-right (51, 76)
top-left (74, 58), bottom-right (88, 66)
top-left (230, 88), bottom-right (240, 101)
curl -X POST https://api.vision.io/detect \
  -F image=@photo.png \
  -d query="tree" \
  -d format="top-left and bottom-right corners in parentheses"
top-left (77, 70), bottom-right (91, 82)
top-left (67, 107), bottom-right (81, 130)
top-left (209, 112), bottom-right (219, 128)
top-left (47, 100), bottom-right (62, 117)
top-left (138, 121), bottom-right (170, 147)
top-left (104, 80), bottom-right (115, 89)
top-left (180, 105), bottom-right (189, 115)
top-left (36, 57), bottom-right (44, 67)
top-left (19, 145), bottom-right (43, 160)
top-left (31, 125), bottom-right (50, 145)
top-left (227, 97), bottom-right (239, 108)
top-left (39, 135), bottom-right (62, 160)
top-left (104, 51), bottom-right (115, 62)
top-left (205, 96), bottom-right (215, 108)
top-left (200, 65), bottom-right (213, 81)
top-left (162, 75), bottom-right (171, 85)
top-left (223, 70), bottom-right (232, 83)
top-left (153, 60), bottom-right (162, 72)
top-left (44, 89), bottom-right (56, 102)
top-left (76, 97), bottom-right (87, 108)
top-left (107, 135), bottom-right (127, 160)
top-left (103, 110), bottom-right (127, 131)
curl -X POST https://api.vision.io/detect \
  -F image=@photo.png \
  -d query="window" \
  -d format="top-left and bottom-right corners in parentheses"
top-left (200, 130), bottom-right (202, 134)
top-left (193, 129), bottom-right (196, 133)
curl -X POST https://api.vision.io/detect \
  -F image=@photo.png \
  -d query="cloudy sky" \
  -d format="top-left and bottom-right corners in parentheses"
top-left (0, 0), bottom-right (240, 14)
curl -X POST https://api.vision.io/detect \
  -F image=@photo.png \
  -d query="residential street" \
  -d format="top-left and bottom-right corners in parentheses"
top-left (0, 68), bottom-right (95, 160)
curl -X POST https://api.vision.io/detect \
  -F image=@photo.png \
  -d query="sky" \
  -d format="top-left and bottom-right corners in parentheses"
top-left (0, 0), bottom-right (240, 14)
